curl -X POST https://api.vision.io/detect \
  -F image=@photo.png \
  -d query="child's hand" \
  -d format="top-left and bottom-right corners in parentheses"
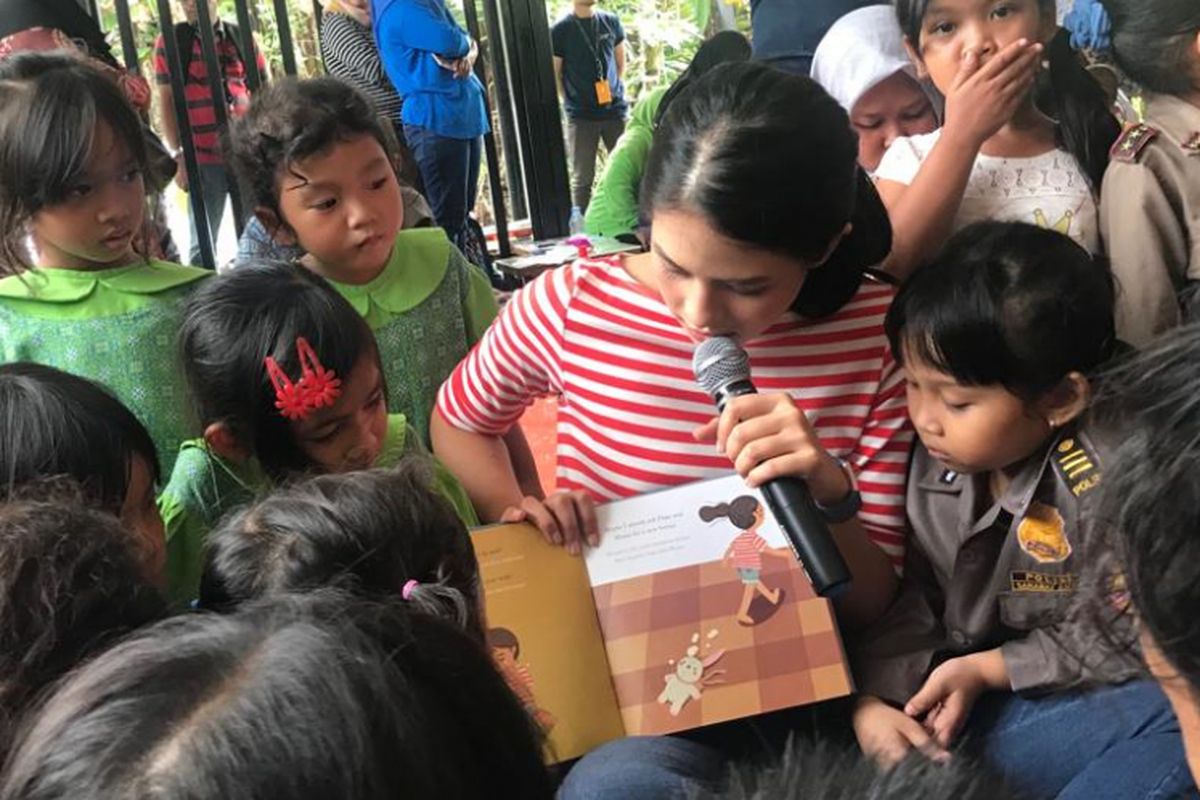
top-left (500, 491), bottom-right (599, 555)
top-left (943, 38), bottom-right (1043, 148)
top-left (853, 695), bottom-right (950, 767)
top-left (904, 650), bottom-right (1006, 748)
top-left (692, 393), bottom-right (849, 505)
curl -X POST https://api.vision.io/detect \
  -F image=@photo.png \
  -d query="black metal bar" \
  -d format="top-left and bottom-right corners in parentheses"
top-left (497, 0), bottom-right (570, 239)
top-left (462, 0), bottom-right (510, 258)
top-left (481, 0), bottom-right (527, 222)
top-left (86, 0), bottom-right (99, 20)
top-left (154, 0), bottom-right (215, 269)
top-left (113, 0), bottom-right (140, 76)
top-left (234, 0), bottom-right (263, 93)
top-left (313, 0), bottom-right (324, 36)
top-left (194, 0), bottom-right (246, 240)
top-left (271, 0), bottom-right (298, 76)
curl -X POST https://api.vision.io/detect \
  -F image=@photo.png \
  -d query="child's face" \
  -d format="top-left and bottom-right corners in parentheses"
top-left (850, 72), bottom-right (939, 172)
top-left (492, 646), bottom-right (517, 666)
top-left (646, 209), bottom-right (814, 344)
top-left (31, 121), bottom-right (144, 271)
top-left (120, 455), bottom-right (167, 591)
top-left (909, 0), bottom-right (1051, 95)
top-left (289, 354), bottom-right (388, 472)
top-left (274, 134), bottom-right (404, 284)
top-left (903, 351), bottom-right (1051, 475)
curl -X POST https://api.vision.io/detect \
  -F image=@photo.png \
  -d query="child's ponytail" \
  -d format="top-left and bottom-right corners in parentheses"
top-left (400, 572), bottom-right (473, 631)
top-left (1037, 27), bottom-right (1121, 192)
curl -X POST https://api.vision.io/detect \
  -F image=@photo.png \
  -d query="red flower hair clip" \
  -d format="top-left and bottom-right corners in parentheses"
top-left (263, 337), bottom-right (343, 421)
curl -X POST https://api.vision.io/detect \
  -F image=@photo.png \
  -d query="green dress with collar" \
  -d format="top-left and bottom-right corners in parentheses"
top-left (0, 261), bottom-right (210, 476)
top-left (158, 413), bottom-right (478, 606)
top-left (330, 227), bottom-right (498, 445)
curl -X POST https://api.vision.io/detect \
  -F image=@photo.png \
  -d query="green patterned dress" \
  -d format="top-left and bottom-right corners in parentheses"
top-left (158, 413), bottom-right (478, 606)
top-left (0, 261), bottom-right (210, 476)
top-left (330, 227), bottom-right (498, 445)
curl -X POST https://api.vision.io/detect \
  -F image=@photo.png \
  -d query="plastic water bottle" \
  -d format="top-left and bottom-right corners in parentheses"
top-left (568, 206), bottom-right (585, 236)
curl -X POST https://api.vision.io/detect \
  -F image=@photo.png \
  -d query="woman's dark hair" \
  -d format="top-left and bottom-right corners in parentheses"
top-left (0, 363), bottom-right (160, 514)
top-left (230, 76), bottom-right (400, 229)
top-left (894, 0), bottom-right (1120, 191)
top-left (652, 31), bottom-right (751, 128)
top-left (0, 492), bottom-right (167, 755)
top-left (200, 464), bottom-right (482, 637)
top-left (179, 260), bottom-right (380, 479)
top-left (699, 495), bottom-right (760, 530)
top-left (0, 592), bottom-right (553, 800)
top-left (1088, 323), bottom-right (1200, 696)
top-left (0, 52), bottom-right (148, 273)
top-left (1100, 0), bottom-right (1200, 96)
top-left (641, 61), bottom-right (892, 319)
top-left (885, 221), bottom-right (1115, 401)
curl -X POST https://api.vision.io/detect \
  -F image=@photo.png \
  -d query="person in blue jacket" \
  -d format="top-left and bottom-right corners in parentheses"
top-left (371, 0), bottom-right (487, 256)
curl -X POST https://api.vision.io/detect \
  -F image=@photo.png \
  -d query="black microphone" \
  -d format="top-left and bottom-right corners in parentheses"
top-left (693, 337), bottom-right (852, 598)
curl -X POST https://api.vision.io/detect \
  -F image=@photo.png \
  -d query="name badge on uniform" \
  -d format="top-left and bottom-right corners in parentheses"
top-left (594, 79), bottom-right (613, 106)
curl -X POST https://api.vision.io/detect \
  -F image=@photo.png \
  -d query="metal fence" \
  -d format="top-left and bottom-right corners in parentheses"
top-left (85, 0), bottom-right (571, 270)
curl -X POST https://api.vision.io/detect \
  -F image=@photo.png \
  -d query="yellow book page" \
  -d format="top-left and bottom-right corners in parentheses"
top-left (473, 523), bottom-right (625, 763)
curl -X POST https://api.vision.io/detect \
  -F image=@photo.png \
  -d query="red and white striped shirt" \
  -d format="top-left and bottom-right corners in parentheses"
top-left (437, 259), bottom-right (912, 566)
top-left (728, 530), bottom-right (768, 571)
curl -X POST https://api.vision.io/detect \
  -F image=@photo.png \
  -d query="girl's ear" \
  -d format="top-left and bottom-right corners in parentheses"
top-left (203, 422), bottom-right (251, 462)
top-left (903, 37), bottom-right (928, 79)
top-left (1037, 371), bottom-right (1091, 429)
top-left (255, 207), bottom-right (298, 246)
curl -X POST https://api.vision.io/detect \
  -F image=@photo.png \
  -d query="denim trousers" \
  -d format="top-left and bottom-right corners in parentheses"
top-left (402, 124), bottom-right (481, 253)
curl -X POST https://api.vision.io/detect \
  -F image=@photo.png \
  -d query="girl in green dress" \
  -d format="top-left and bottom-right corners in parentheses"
top-left (0, 53), bottom-right (210, 475)
top-left (228, 77), bottom-right (539, 490)
top-left (159, 260), bottom-right (477, 605)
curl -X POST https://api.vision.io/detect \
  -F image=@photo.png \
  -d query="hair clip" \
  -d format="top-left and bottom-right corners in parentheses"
top-left (263, 337), bottom-right (342, 421)
top-left (402, 579), bottom-right (419, 600)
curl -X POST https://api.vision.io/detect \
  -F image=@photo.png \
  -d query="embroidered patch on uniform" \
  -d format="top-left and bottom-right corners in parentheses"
top-left (1110, 123), bottom-right (1158, 162)
top-left (1011, 571), bottom-right (1077, 592)
top-left (1052, 437), bottom-right (1102, 497)
top-left (938, 469), bottom-right (958, 485)
top-left (1017, 501), bottom-right (1072, 563)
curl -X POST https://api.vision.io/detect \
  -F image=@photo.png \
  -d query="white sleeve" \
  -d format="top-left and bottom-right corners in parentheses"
top-left (874, 135), bottom-right (926, 186)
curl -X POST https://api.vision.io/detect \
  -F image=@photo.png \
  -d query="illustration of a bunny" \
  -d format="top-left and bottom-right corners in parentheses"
top-left (657, 646), bottom-right (727, 716)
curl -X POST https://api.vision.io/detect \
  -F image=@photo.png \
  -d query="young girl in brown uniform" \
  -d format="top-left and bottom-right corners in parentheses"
top-left (851, 221), bottom-right (1194, 799)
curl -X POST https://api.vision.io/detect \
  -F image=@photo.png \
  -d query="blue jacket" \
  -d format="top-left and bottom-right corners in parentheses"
top-left (371, 0), bottom-right (489, 139)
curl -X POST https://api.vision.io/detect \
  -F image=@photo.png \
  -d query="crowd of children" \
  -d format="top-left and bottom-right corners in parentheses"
top-left (0, 0), bottom-right (1198, 797)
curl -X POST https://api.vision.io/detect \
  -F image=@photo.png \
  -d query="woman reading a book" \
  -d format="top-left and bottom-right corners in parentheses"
top-left (435, 62), bottom-right (910, 644)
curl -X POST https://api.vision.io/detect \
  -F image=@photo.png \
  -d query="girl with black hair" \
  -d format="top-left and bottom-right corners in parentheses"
top-left (0, 363), bottom-right (166, 587)
top-left (436, 62), bottom-right (911, 633)
top-left (1088, 323), bottom-right (1200, 787)
top-left (0, 592), bottom-right (554, 800)
top-left (851, 221), bottom-right (1191, 798)
top-left (158, 260), bottom-right (476, 606)
top-left (0, 494), bottom-right (168, 758)
top-left (878, 0), bottom-right (1120, 278)
top-left (0, 53), bottom-right (210, 475)
top-left (199, 464), bottom-right (484, 638)
top-left (1094, 0), bottom-right (1200, 345)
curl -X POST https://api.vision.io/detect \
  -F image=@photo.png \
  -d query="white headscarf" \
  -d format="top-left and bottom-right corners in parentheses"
top-left (810, 5), bottom-right (917, 116)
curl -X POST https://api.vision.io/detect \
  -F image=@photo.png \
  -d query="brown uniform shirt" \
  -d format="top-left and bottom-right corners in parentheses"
top-left (1101, 93), bottom-right (1200, 346)
top-left (851, 427), bottom-right (1142, 706)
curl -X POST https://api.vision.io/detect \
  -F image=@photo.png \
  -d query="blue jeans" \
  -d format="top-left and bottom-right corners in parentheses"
top-left (965, 680), bottom-right (1195, 799)
top-left (403, 125), bottom-right (481, 253)
top-left (557, 736), bottom-right (726, 800)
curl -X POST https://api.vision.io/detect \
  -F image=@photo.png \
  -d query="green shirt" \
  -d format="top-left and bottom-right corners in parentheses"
top-left (584, 87), bottom-right (667, 239)
top-left (330, 228), bottom-right (497, 445)
top-left (0, 260), bottom-right (210, 475)
top-left (158, 413), bottom-right (478, 606)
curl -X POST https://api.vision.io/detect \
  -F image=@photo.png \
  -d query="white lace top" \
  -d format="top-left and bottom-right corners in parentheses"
top-left (875, 129), bottom-right (1100, 253)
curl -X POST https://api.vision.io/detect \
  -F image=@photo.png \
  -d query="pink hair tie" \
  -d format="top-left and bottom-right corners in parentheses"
top-left (401, 579), bottom-right (419, 600)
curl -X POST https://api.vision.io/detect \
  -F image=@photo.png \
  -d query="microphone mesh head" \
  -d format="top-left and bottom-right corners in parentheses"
top-left (692, 337), bottom-right (751, 397)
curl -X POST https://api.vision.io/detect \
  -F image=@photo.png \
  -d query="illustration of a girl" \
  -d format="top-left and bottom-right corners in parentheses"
top-left (700, 496), bottom-right (786, 626)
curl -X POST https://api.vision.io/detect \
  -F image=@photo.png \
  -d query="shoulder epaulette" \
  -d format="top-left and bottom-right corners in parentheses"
top-left (1110, 123), bottom-right (1159, 163)
top-left (1051, 434), bottom-right (1102, 499)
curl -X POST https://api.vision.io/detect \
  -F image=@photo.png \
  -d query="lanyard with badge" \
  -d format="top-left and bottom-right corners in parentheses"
top-left (572, 14), bottom-right (613, 106)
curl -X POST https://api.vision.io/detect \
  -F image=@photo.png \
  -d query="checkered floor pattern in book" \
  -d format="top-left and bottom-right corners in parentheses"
top-left (591, 556), bottom-right (853, 736)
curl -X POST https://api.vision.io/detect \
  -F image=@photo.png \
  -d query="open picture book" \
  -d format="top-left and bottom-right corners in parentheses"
top-left (472, 474), bottom-right (854, 764)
